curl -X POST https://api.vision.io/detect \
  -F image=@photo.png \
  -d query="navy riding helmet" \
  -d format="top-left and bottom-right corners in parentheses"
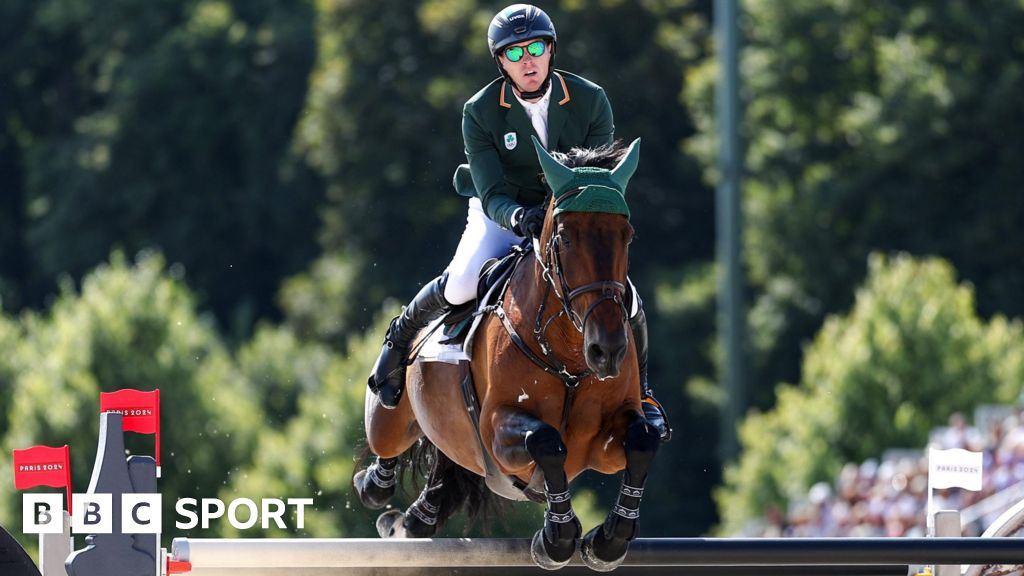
top-left (487, 4), bottom-right (557, 99)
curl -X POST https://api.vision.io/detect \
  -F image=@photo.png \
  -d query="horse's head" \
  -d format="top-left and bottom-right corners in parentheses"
top-left (532, 137), bottom-right (640, 380)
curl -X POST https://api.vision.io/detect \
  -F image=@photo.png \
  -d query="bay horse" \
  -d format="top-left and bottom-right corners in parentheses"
top-left (355, 137), bottom-right (659, 571)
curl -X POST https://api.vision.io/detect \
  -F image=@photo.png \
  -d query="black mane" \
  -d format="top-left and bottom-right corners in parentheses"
top-left (550, 140), bottom-right (629, 169)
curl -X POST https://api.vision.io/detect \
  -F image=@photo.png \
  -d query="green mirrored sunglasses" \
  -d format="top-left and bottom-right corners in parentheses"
top-left (503, 40), bottom-right (547, 63)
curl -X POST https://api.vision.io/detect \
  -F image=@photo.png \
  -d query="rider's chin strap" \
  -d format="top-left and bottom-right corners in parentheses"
top-left (493, 51), bottom-right (555, 102)
top-left (516, 75), bottom-right (552, 101)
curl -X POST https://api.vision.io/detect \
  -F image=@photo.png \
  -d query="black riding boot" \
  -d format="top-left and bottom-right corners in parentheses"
top-left (369, 274), bottom-right (453, 409)
top-left (630, 307), bottom-right (672, 443)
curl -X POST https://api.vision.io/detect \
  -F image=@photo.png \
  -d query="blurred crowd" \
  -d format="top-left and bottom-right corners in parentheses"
top-left (746, 405), bottom-right (1024, 537)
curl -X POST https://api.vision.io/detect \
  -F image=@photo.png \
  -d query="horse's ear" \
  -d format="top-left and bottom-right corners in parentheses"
top-left (531, 136), bottom-right (574, 197)
top-left (610, 138), bottom-right (641, 194)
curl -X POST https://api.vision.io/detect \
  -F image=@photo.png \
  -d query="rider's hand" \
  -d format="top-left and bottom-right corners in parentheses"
top-left (511, 205), bottom-right (546, 238)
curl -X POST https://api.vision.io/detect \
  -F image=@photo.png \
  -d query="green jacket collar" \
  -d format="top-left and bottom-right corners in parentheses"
top-left (498, 72), bottom-right (571, 150)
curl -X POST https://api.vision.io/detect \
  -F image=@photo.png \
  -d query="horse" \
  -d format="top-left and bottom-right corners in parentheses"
top-left (355, 137), bottom-right (659, 571)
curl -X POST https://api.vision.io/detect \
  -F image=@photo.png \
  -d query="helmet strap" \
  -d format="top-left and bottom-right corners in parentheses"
top-left (516, 74), bottom-right (552, 101)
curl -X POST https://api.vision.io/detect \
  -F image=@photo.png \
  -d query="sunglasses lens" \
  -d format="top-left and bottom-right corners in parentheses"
top-left (505, 46), bottom-right (524, 62)
top-left (527, 41), bottom-right (546, 57)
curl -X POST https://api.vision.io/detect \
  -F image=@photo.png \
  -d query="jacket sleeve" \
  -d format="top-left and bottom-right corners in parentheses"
top-left (463, 104), bottom-right (520, 229)
top-left (583, 87), bottom-right (615, 148)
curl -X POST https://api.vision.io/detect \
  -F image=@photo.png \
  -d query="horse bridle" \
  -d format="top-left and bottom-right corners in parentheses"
top-left (530, 192), bottom-right (631, 383)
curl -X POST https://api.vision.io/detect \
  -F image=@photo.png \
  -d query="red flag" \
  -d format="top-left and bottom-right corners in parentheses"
top-left (13, 444), bottom-right (72, 512)
top-left (100, 389), bottom-right (161, 470)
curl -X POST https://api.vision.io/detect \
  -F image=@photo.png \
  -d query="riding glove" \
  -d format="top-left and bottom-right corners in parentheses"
top-left (511, 205), bottom-right (546, 238)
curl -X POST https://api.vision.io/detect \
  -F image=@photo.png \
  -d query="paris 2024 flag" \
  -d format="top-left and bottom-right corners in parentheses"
top-left (929, 447), bottom-right (983, 491)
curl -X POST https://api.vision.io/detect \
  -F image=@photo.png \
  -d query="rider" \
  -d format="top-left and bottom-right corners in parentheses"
top-left (367, 3), bottom-right (671, 442)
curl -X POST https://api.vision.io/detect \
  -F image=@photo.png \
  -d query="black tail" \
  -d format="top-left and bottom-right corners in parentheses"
top-left (407, 438), bottom-right (497, 533)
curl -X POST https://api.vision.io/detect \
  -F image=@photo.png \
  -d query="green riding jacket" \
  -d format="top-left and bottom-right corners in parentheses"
top-left (452, 69), bottom-right (615, 229)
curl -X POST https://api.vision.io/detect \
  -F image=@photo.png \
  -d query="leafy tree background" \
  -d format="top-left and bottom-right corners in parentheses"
top-left (715, 254), bottom-right (1024, 535)
top-left (2, 0), bottom-right (1024, 548)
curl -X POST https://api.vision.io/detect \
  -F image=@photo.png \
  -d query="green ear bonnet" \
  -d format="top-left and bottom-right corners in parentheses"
top-left (531, 136), bottom-right (640, 218)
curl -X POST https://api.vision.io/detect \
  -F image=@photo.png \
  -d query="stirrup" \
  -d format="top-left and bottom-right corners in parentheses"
top-left (641, 394), bottom-right (672, 443)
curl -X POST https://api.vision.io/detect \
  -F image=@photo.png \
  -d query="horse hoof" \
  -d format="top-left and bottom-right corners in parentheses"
top-left (353, 469), bottom-right (395, 510)
top-left (580, 525), bottom-right (627, 572)
top-left (376, 509), bottom-right (407, 538)
top-left (530, 529), bottom-right (573, 570)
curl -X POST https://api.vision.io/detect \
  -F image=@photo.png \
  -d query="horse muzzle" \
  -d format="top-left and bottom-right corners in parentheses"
top-left (583, 320), bottom-right (628, 379)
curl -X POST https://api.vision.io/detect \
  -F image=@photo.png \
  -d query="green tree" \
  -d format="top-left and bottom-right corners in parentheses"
top-left (2, 0), bottom-right (322, 334)
top-left (686, 0), bottom-right (1024, 407)
top-left (219, 311), bottom-right (392, 538)
top-left (0, 314), bottom-right (20, 438)
top-left (277, 253), bottom-right (363, 343)
top-left (0, 252), bottom-right (263, 545)
top-left (237, 323), bottom-right (335, 428)
top-left (715, 253), bottom-right (1024, 534)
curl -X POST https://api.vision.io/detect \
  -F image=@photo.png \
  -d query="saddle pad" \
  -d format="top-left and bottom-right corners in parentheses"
top-left (416, 318), bottom-right (469, 364)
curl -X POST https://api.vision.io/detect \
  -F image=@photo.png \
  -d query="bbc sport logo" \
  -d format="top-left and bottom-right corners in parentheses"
top-left (22, 493), bottom-right (314, 534)
top-left (7, 387), bottom-right (315, 576)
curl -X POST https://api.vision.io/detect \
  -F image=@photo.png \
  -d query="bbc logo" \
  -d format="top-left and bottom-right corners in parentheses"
top-left (23, 494), bottom-right (162, 534)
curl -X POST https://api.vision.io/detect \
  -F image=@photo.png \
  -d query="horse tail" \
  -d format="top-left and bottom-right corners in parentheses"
top-left (407, 438), bottom-right (498, 533)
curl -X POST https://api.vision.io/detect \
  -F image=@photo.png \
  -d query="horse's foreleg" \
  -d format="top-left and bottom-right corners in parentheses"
top-left (581, 410), bottom-right (660, 572)
top-left (492, 408), bottom-right (581, 569)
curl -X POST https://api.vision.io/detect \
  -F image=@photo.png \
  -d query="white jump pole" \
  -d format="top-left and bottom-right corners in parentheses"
top-left (172, 538), bottom-right (535, 569)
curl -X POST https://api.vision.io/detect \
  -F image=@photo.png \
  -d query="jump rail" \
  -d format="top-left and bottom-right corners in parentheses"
top-left (169, 536), bottom-right (1024, 574)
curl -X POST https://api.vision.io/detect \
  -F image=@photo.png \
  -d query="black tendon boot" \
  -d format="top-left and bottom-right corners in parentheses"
top-left (368, 274), bottom-right (453, 409)
top-left (630, 307), bottom-right (672, 442)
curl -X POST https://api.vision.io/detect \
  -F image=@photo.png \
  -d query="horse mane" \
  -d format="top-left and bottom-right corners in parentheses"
top-left (549, 139), bottom-right (629, 169)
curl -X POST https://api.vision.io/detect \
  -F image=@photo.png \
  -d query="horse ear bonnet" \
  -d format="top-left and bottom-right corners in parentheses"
top-left (531, 136), bottom-right (639, 218)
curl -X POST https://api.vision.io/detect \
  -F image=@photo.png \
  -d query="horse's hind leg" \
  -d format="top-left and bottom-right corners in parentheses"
top-left (376, 446), bottom-right (450, 538)
top-left (357, 376), bottom-right (421, 510)
top-left (580, 411), bottom-right (660, 571)
top-left (492, 408), bottom-right (581, 569)
top-left (353, 456), bottom-right (398, 509)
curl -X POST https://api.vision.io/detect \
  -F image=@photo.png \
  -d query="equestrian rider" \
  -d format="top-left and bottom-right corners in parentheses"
top-left (367, 4), bottom-right (671, 442)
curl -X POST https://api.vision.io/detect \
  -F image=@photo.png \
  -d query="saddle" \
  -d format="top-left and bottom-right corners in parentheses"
top-left (438, 240), bottom-right (533, 346)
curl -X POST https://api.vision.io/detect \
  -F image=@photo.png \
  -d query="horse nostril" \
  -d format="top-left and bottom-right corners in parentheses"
top-left (587, 343), bottom-right (607, 366)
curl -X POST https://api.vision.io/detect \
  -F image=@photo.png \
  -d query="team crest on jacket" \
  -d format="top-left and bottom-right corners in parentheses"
top-left (504, 132), bottom-right (517, 150)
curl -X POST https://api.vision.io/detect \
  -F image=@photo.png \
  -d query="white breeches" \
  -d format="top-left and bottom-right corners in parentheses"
top-left (444, 197), bottom-right (522, 305)
top-left (443, 197), bottom-right (641, 318)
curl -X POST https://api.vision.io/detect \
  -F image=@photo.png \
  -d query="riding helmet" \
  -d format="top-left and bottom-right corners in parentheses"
top-left (487, 4), bottom-right (557, 56)
top-left (487, 4), bottom-right (557, 98)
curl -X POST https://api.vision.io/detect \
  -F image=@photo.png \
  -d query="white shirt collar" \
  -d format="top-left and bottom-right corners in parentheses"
top-left (514, 81), bottom-right (552, 111)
